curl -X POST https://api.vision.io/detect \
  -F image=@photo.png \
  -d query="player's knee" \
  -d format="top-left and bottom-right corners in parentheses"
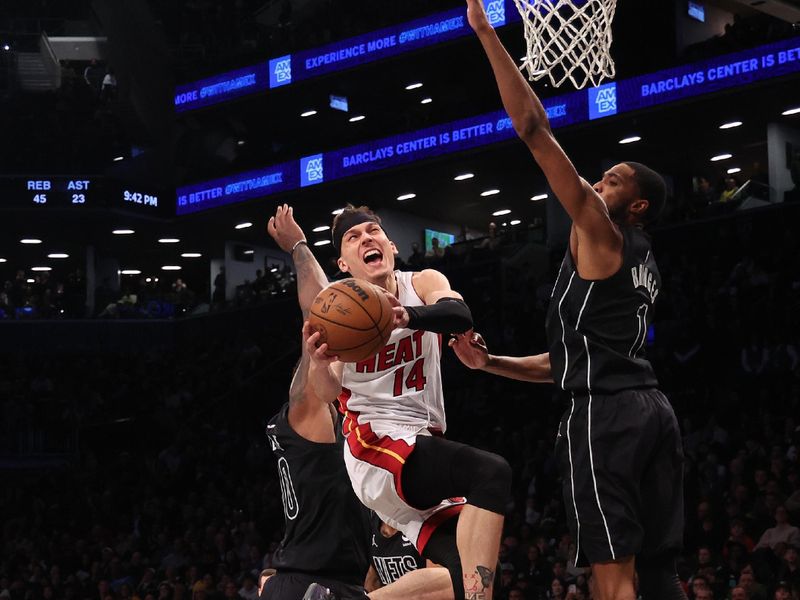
top-left (468, 450), bottom-right (511, 514)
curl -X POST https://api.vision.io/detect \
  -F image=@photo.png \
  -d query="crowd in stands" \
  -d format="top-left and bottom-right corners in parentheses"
top-left (1, 203), bottom-right (799, 599)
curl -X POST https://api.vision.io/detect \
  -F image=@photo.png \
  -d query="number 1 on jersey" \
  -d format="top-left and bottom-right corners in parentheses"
top-left (392, 358), bottom-right (426, 396)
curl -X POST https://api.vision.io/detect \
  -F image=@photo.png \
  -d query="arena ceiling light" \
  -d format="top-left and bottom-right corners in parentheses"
top-left (237, 140), bottom-right (246, 146)
top-left (481, 189), bottom-right (500, 197)
top-left (314, 240), bottom-right (331, 247)
top-left (121, 269), bottom-right (142, 275)
top-left (349, 115), bottom-right (366, 122)
top-left (710, 153), bottom-right (733, 162)
top-left (161, 265), bottom-right (182, 271)
top-left (20, 238), bottom-right (42, 244)
top-left (112, 229), bottom-right (135, 235)
top-left (782, 106), bottom-right (800, 116)
top-left (727, 167), bottom-right (742, 174)
top-left (113, 156), bottom-right (124, 162)
top-left (493, 209), bottom-right (512, 216)
top-left (243, 249), bottom-right (255, 255)
top-left (531, 193), bottom-right (549, 201)
top-left (47, 253), bottom-right (69, 259)
top-left (420, 98), bottom-right (433, 104)
top-left (26, 278), bottom-right (34, 283)
top-left (181, 253), bottom-right (203, 258)
top-left (510, 220), bottom-right (522, 226)
top-left (405, 82), bottom-right (423, 90)
top-left (397, 193), bottom-right (416, 201)
top-left (618, 136), bottom-right (641, 144)
top-left (235, 222), bottom-right (253, 230)
top-left (158, 238), bottom-right (180, 244)
top-left (0, 258), bottom-right (6, 263)
top-left (719, 121), bottom-right (743, 129)
top-left (454, 173), bottom-right (475, 181)
top-left (312, 226), bottom-right (330, 233)
top-left (300, 109), bottom-right (318, 117)
top-left (31, 266), bottom-right (52, 272)
top-left (332, 208), bottom-right (345, 215)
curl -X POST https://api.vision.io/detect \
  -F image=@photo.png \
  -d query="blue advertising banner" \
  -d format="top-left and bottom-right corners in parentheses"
top-left (176, 37), bottom-right (800, 214)
top-left (175, 1), bottom-right (519, 112)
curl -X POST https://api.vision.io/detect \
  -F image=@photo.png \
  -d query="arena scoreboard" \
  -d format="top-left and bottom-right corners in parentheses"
top-left (0, 176), bottom-right (170, 216)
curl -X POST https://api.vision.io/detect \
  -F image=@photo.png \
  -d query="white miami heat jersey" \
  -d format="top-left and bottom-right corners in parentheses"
top-left (341, 271), bottom-right (445, 433)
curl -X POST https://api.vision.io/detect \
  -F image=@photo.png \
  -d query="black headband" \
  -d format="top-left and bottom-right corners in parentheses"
top-left (332, 212), bottom-right (382, 249)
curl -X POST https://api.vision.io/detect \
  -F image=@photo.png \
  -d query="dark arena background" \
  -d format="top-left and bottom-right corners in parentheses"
top-left (2, 0), bottom-right (800, 599)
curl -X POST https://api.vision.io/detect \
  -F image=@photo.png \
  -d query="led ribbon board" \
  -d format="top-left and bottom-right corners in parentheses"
top-left (176, 37), bottom-right (800, 215)
top-left (175, 0), bottom-right (514, 113)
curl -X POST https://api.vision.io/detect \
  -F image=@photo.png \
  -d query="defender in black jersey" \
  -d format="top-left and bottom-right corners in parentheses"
top-left (459, 3), bottom-right (687, 599)
top-left (365, 513), bottom-right (425, 592)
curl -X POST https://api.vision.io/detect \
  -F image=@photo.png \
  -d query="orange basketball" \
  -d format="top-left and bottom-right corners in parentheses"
top-left (308, 278), bottom-right (394, 362)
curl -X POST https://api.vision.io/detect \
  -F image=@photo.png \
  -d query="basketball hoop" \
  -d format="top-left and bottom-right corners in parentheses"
top-left (512, 0), bottom-right (617, 89)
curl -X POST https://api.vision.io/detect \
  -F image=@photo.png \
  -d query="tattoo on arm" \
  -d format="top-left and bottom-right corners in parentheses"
top-left (464, 565), bottom-right (494, 600)
top-left (293, 245), bottom-right (328, 318)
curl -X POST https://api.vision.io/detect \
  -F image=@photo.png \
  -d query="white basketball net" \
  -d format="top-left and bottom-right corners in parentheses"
top-left (512, 0), bottom-right (617, 89)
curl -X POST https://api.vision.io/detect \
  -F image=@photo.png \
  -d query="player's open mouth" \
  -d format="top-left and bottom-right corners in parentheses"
top-left (362, 249), bottom-right (383, 266)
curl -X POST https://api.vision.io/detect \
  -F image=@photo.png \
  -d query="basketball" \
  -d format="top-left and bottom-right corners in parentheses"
top-left (308, 278), bottom-right (394, 362)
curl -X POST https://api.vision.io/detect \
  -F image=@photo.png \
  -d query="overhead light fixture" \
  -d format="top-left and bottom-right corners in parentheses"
top-left (531, 193), bottom-right (548, 201)
top-left (332, 208), bottom-right (345, 215)
top-left (727, 167), bottom-right (742, 174)
top-left (26, 278), bottom-right (34, 283)
top-left (21, 238), bottom-right (42, 244)
top-left (314, 240), bottom-right (331, 247)
top-left (0, 258), bottom-right (6, 263)
top-left (112, 229), bottom-right (135, 235)
top-left (47, 253), bottom-right (69, 259)
top-left (618, 136), bottom-right (641, 144)
top-left (454, 173), bottom-right (475, 181)
top-left (235, 222), bottom-right (253, 230)
top-left (121, 269), bottom-right (142, 275)
top-left (719, 121), bottom-right (743, 129)
top-left (420, 98), bottom-right (432, 104)
top-left (300, 110), bottom-right (317, 117)
top-left (181, 252), bottom-right (202, 258)
top-left (158, 238), bottom-right (180, 244)
top-left (349, 115), bottom-right (366, 122)
top-left (31, 266), bottom-right (52, 272)
top-left (2, 45), bottom-right (9, 52)
top-left (397, 193), bottom-right (416, 201)
top-left (312, 226), bottom-right (330, 233)
top-left (405, 82), bottom-right (423, 90)
top-left (243, 249), bottom-right (255, 255)
top-left (510, 220), bottom-right (522, 226)
top-left (493, 209), bottom-right (512, 216)
top-left (161, 265), bottom-right (182, 271)
top-left (113, 156), bottom-right (124, 162)
top-left (270, 267), bottom-right (278, 273)
top-left (237, 140), bottom-right (246, 145)
top-left (782, 107), bottom-right (800, 116)
top-left (481, 189), bottom-right (500, 197)
top-left (711, 153), bottom-right (733, 162)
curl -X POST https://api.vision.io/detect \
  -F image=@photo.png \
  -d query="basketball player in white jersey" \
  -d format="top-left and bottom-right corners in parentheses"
top-left (268, 205), bottom-right (464, 600)
top-left (275, 203), bottom-right (511, 600)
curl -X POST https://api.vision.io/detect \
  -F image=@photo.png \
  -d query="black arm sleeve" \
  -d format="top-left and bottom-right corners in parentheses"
top-left (404, 298), bottom-right (473, 334)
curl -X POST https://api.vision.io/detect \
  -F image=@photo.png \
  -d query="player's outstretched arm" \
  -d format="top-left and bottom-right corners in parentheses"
top-left (450, 330), bottom-right (552, 383)
top-left (389, 269), bottom-right (472, 334)
top-left (466, 0), bottom-right (620, 256)
top-left (268, 204), bottom-right (329, 317)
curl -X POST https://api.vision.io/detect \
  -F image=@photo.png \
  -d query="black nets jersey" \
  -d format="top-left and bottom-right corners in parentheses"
top-left (545, 226), bottom-right (660, 394)
top-left (266, 404), bottom-right (371, 585)
top-left (369, 512), bottom-right (423, 586)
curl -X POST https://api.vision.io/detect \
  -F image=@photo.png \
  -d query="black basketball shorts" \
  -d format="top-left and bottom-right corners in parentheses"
top-left (554, 388), bottom-right (685, 567)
